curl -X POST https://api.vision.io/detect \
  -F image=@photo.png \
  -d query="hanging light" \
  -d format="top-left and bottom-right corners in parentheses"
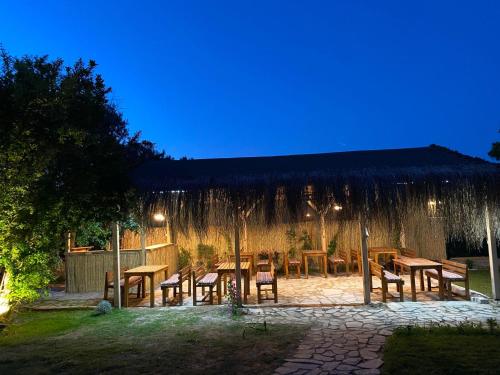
top-left (334, 205), bottom-right (342, 211)
top-left (153, 213), bottom-right (166, 222)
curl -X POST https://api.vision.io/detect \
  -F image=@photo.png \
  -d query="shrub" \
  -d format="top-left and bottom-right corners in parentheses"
top-left (285, 228), bottom-right (297, 258)
top-left (299, 231), bottom-right (313, 250)
top-left (94, 300), bottom-right (112, 315)
top-left (178, 247), bottom-right (192, 268)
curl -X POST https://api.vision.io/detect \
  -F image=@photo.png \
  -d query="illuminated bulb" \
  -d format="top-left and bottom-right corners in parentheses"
top-left (153, 213), bottom-right (166, 222)
top-left (306, 213), bottom-right (311, 218)
top-left (334, 205), bottom-right (342, 211)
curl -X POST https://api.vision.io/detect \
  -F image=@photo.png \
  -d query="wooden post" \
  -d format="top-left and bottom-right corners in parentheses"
top-left (242, 216), bottom-right (248, 252)
top-left (485, 205), bottom-right (500, 300)
top-left (360, 215), bottom-right (371, 304)
top-left (140, 227), bottom-right (147, 266)
top-left (112, 222), bottom-right (121, 308)
top-left (320, 213), bottom-right (327, 253)
top-left (234, 216), bottom-right (243, 307)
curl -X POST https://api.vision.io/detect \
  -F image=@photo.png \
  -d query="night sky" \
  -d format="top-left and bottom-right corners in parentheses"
top-left (1, 1), bottom-right (499, 160)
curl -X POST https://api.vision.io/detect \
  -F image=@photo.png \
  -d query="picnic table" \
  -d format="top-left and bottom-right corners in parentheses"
top-left (392, 257), bottom-right (444, 301)
top-left (216, 261), bottom-right (251, 304)
top-left (302, 250), bottom-right (328, 278)
top-left (123, 265), bottom-right (168, 307)
top-left (369, 247), bottom-right (399, 272)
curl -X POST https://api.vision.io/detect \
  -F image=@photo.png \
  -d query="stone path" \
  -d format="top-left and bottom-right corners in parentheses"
top-left (242, 302), bottom-right (500, 375)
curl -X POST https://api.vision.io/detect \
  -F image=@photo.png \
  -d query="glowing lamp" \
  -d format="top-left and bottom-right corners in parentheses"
top-left (153, 213), bottom-right (166, 222)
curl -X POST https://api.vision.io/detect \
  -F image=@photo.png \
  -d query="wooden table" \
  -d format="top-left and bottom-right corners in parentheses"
top-left (302, 251), bottom-right (328, 278)
top-left (124, 265), bottom-right (168, 307)
top-left (369, 247), bottom-right (399, 272)
top-left (230, 252), bottom-right (255, 276)
top-left (392, 257), bottom-right (444, 301)
top-left (216, 261), bottom-right (251, 304)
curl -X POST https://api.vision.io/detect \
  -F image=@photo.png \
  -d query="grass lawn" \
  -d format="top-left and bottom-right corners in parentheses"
top-left (457, 270), bottom-right (492, 297)
top-left (0, 307), bottom-right (307, 374)
top-left (382, 324), bottom-right (500, 375)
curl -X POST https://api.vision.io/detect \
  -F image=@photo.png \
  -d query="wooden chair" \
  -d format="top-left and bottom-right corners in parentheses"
top-left (398, 248), bottom-right (417, 275)
top-left (192, 266), bottom-right (218, 305)
top-left (369, 260), bottom-right (404, 302)
top-left (160, 265), bottom-right (192, 306)
top-left (284, 251), bottom-right (301, 279)
top-left (328, 249), bottom-right (350, 275)
top-left (350, 249), bottom-right (362, 275)
top-left (256, 262), bottom-right (278, 303)
top-left (425, 259), bottom-right (470, 300)
top-left (256, 250), bottom-right (272, 271)
top-left (104, 269), bottom-right (144, 305)
top-left (229, 254), bottom-right (254, 276)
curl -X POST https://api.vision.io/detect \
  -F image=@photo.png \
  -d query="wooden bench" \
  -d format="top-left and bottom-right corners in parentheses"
top-left (284, 251), bottom-right (301, 279)
top-left (425, 259), bottom-right (469, 300)
top-left (256, 250), bottom-right (272, 272)
top-left (256, 262), bottom-right (278, 303)
top-left (160, 265), bottom-right (192, 306)
top-left (369, 260), bottom-right (404, 302)
top-left (104, 269), bottom-right (144, 304)
top-left (328, 249), bottom-right (349, 275)
top-left (192, 266), bottom-right (218, 305)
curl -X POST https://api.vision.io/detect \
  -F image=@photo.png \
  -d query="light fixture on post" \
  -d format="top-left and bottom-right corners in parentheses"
top-left (333, 204), bottom-right (342, 211)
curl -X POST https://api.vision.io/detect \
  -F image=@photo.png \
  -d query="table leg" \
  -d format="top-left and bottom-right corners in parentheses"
top-left (410, 268), bottom-right (416, 302)
top-left (141, 276), bottom-right (146, 298)
top-left (243, 271), bottom-right (248, 304)
top-left (323, 255), bottom-right (327, 278)
top-left (419, 270), bottom-right (425, 291)
top-left (305, 256), bottom-right (309, 279)
top-left (217, 272), bottom-right (222, 304)
top-left (285, 258), bottom-right (289, 279)
top-left (149, 274), bottom-right (155, 308)
top-left (124, 275), bottom-right (129, 307)
top-left (437, 266), bottom-right (444, 300)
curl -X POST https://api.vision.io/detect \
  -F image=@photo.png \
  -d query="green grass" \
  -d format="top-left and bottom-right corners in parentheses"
top-left (456, 270), bottom-right (492, 297)
top-left (0, 308), bottom-right (306, 374)
top-left (382, 324), bottom-right (500, 375)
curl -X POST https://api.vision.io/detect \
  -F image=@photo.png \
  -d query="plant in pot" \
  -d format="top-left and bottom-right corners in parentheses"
top-left (299, 231), bottom-right (313, 251)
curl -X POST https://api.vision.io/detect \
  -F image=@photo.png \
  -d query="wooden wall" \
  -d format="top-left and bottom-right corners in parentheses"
top-left (65, 244), bottom-right (178, 293)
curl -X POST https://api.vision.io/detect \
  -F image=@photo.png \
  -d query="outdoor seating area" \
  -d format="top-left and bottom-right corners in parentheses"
top-left (101, 246), bottom-right (473, 308)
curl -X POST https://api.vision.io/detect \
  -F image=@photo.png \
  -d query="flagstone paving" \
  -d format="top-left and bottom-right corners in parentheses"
top-left (242, 302), bottom-right (500, 375)
top-left (31, 273), bottom-right (477, 309)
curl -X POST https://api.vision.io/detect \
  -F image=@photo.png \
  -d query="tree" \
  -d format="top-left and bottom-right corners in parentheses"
top-left (0, 49), bottom-right (164, 302)
top-left (489, 131), bottom-right (500, 160)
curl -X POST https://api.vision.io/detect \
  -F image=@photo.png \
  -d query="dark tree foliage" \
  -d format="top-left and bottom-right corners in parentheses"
top-left (489, 131), bottom-right (500, 160)
top-left (0, 49), bottom-right (165, 301)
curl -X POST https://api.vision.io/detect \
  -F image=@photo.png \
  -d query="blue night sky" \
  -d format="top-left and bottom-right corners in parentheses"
top-left (1, 1), bottom-right (499, 160)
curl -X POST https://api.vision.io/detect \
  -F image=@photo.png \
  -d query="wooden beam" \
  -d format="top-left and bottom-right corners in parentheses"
top-left (111, 222), bottom-right (121, 308)
top-left (360, 216), bottom-right (371, 304)
top-left (485, 205), bottom-right (500, 300)
top-left (234, 218), bottom-right (243, 307)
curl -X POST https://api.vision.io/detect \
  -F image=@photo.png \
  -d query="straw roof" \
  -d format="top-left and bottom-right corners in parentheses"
top-left (131, 145), bottom-right (499, 243)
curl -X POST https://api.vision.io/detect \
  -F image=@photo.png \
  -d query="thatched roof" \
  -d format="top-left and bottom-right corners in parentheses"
top-left (131, 145), bottom-right (499, 243)
top-left (132, 145), bottom-right (497, 191)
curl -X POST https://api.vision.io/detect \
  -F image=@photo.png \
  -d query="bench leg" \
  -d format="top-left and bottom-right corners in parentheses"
top-left (209, 286), bottom-right (213, 305)
top-left (382, 280), bottom-right (387, 303)
top-left (399, 282), bottom-right (404, 302)
top-left (162, 288), bottom-right (167, 306)
top-left (257, 285), bottom-right (261, 304)
top-left (193, 285), bottom-right (197, 306)
top-left (447, 280), bottom-right (452, 300)
top-left (142, 277), bottom-right (146, 298)
top-left (179, 281), bottom-right (183, 306)
top-left (104, 286), bottom-right (109, 301)
top-left (274, 279), bottom-right (278, 303)
top-left (188, 277), bottom-right (192, 297)
top-left (137, 283), bottom-right (141, 298)
top-left (465, 278), bottom-right (470, 300)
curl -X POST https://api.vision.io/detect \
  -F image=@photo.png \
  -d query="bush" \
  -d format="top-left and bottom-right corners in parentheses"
top-left (94, 300), bottom-right (112, 315)
top-left (299, 231), bottom-right (313, 250)
top-left (178, 247), bottom-right (192, 268)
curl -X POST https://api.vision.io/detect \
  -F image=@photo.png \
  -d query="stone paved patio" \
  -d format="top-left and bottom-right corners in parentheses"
top-left (32, 272), bottom-right (475, 309)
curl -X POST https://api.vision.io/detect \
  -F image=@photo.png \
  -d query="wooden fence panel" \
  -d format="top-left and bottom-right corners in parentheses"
top-left (65, 244), bottom-right (178, 293)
